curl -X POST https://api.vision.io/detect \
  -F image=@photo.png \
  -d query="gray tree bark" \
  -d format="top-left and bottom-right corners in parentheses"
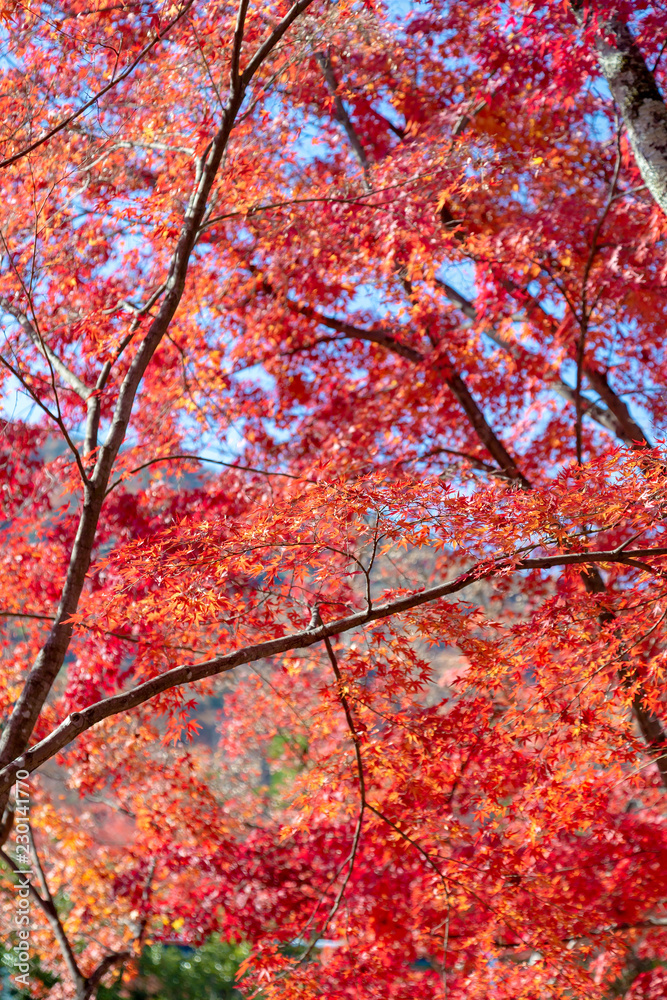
top-left (573, 4), bottom-right (667, 214)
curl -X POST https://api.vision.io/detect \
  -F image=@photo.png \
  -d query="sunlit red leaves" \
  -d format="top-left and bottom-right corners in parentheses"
top-left (3, 0), bottom-right (667, 996)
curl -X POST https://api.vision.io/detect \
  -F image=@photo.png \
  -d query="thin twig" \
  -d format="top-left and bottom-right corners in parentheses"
top-left (3, 542), bottom-right (667, 793)
top-left (294, 609), bottom-right (366, 965)
top-left (0, 1), bottom-right (195, 170)
top-left (0, 838), bottom-right (86, 995)
top-left (190, 18), bottom-right (225, 110)
top-left (105, 452), bottom-right (316, 495)
top-left (315, 51), bottom-right (371, 190)
top-left (575, 125), bottom-right (622, 464)
top-left (365, 803), bottom-right (452, 995)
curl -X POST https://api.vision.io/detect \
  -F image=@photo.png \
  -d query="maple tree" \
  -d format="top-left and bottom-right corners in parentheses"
top-left (2, 0), bottom-right (667, 996)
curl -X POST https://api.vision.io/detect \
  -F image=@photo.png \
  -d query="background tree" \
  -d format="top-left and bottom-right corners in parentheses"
top-left (1, 0), bottom-right (667, 997)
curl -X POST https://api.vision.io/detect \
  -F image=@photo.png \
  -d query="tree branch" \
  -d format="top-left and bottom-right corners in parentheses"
top-left (278, 292), bottom-right (530, 484)
top-left (0, 299), bottom-right (92, 401)
top-left (105, 452), bottom-right (316, 496)
top-left (0, 843), bottom-right (86, 997)
top-left (0, 1), bottom-right (195, 170)
top-left (229, 0), bottom-right (250, 89)
top-left (0, 0), bottom-right (321, 811)
top-left (315, 51), bottom-right (371, 188)
top-left (1, 544), bottom-right (666, 796)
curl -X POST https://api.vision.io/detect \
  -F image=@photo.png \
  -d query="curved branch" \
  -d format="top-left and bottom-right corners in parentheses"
top-left (105, 452), bottom-right (315, 496)
top-left (0, 299), bottom-right (92, 400)
top-left (1, 544), bottom-right (666, 796)
top-left (0, 2), bottom-right (195, 170)
top-left (0, 0), bottom-right (321, 807)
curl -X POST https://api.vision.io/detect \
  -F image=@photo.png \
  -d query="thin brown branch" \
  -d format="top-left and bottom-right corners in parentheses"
top-left (240, 0), bottom-right (318, 88)
top-left (0, 299), bottom-right (92, 401)
top-left (201, 178), bottom-right (440, 230)
top-left (105, 452), bottom-right (316, 496)
top-left (0, 1), bottom-right (195, 170)
top-left (2, 543), bottom-right (667, 795)
top-left (365, 803), bottom-right (451, 994)
top-left (273, 289), bottom-right (529, 484)
top-left (281, 295), bottom-right (424, 363)
top-left (0, 842), bottom-right (86, 996)
top-left (297, 609), bottom-right (365, 963)
top-left (189, 18), bottom-right (225, 111)
top-left (315, 51), bottom-right (371, 187)
top-left (229, 0), bottom-right (251, 88)
top-left (0, 349), bottom-right (90, 483)
top-left (575, 128), bottom-right (623, 464)
top-left (84, 952), bottom-right (131, 1000)
top-left (399, 445), bottom-right (499, 477)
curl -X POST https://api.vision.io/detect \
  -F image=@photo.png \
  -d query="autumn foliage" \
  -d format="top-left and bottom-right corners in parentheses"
top-left (2, 0), bottom-right (667, 996)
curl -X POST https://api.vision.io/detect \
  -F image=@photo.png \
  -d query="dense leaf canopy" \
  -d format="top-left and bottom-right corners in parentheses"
top-left (1, 0), bottom-right (667, 997)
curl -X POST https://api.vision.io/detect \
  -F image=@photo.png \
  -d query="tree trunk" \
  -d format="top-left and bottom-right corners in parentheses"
top-left (573, 4), bottom-right (667, 214)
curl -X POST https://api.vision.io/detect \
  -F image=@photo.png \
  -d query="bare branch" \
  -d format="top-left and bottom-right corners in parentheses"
top-left (0, 299), bottom-right (92, 401)
top-left (105, 452), bottom-right (316, 496)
